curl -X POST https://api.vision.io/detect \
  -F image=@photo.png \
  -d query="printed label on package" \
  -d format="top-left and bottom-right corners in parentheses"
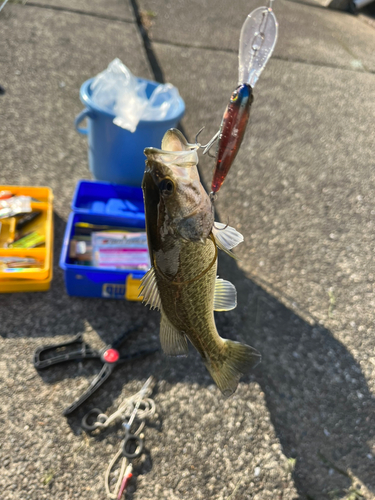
top-left (102, 283), bottom-right (126, 299)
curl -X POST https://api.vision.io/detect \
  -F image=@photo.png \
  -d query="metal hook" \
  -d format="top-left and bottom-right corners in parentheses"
top-left (209, 192), bottom-right (218, 204)
top-left (207, 149), bottom-right (217, 159)
top-left (194, 127), bottom-right (220, 156)
top-left (195, 126), bottom-right (205, 145)
top-left (202, 130), bottom-right (220, 155)
top-left (213, 219), bottom-right (230, 230)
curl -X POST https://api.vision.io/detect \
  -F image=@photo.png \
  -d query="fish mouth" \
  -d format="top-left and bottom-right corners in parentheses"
top-left (144, 146), bottom-right (198, 168)
top-left (142, 129), bottom-right (215, 245)
top-left (144, 149), bottom-right (200, 188)
top-left (144, 128), bottom-right (199, 168)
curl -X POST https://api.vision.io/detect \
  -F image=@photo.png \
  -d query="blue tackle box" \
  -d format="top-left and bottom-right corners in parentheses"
top-left (59, 180), bottom-right (147, 300)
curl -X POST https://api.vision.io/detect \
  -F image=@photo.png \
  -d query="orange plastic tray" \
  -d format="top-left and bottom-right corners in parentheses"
top-left (0, 186), bottom-right (53, 285)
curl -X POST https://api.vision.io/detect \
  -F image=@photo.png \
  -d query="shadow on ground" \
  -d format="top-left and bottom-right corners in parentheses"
top-left (1, 213), bottom-right (374, 499)
top-left (216, 250), bottom-right (375, 499)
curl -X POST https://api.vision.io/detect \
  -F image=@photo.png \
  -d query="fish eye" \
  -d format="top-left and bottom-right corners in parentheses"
top-left (159, 178), bottom-right (175, 195)
top-left (230, 90), bottom-right (239, 103)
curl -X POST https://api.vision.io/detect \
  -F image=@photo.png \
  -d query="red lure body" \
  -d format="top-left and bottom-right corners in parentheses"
top-left (211, 83), bottom-right (253, 194)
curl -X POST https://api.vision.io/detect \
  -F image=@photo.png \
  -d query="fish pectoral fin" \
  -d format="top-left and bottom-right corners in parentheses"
top-left (214, 277), bottom-right (237, 311)
top-left (204, 340), bottom-right (261, 398)
top-left (212, 223), bottom-right (244, 260)
top-left (160, 314), bottom-right (188, 356)
top-left (138, 266), bottom-right (161, 311)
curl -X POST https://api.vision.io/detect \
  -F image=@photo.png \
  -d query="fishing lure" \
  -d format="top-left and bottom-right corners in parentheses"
top-left (202, 2), bottom-right (278, 195)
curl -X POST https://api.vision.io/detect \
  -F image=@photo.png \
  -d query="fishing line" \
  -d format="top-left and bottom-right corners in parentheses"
top-left (0, 0), bottom-right (9, 13)
top-left (82, 377), bottom-right (157, 499)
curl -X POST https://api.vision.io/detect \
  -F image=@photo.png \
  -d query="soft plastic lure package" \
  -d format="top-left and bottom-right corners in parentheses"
top-left (92, 231), bottom-right (150, 270)
top-left (0, 195), bottom-right (32, 219)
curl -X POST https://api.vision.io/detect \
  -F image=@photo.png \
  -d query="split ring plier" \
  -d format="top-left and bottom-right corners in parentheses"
top-left (33, 325), bottom-right (158, 415)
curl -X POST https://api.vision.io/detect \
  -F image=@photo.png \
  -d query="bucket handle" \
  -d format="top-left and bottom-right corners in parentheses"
top-left (75, 109), bottom-right (94, 135)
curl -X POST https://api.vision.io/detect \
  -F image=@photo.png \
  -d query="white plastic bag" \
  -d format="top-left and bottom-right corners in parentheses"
top-left (91, 58), bottom-right (147, 132)
top-left (91, 59), bottom-right (180, 133)
top-left (141, 83), bottom-right (180, 121)
top-left (113, 84), bottom-right (149, 132)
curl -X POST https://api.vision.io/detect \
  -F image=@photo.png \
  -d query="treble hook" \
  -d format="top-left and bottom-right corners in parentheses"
top-left (194, 127), bottom-right (219, 158)
top-left (194, 126), bottom-right (205, 146)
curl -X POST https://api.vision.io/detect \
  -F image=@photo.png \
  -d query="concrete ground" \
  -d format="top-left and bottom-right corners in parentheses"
top-left (0, 1), bottom-right (374, 499)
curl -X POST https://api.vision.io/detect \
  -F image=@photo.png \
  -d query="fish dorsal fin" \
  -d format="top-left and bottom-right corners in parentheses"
top-left (212, 223), bottom-right (244, 260)
top-left (138, 266), bottom-right (161, 310)
top-left (214, 277), bottom-right (237, 311)
top-left (160, 313), bottom-right (189, 356)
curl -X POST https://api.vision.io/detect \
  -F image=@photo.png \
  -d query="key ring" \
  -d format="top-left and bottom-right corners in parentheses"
top-left (122, 427), bottom-right (144, 459)
top-left (101, 377), bottom-right (156, 499)
top-left (81, 408), bottom-right (108, 431)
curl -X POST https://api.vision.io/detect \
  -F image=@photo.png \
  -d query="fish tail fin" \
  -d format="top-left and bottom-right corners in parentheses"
top-left (205, 340), bottom-right (261, 397)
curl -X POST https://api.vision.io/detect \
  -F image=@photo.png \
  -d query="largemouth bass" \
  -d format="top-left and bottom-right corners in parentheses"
top-left (140, 129), bottom-right (260, 396)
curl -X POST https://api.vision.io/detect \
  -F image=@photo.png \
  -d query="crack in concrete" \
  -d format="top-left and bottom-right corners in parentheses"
top-left (14, 0), bottom-right (166, 82)
top-left (128, 0), bottom-right (165, 83)
top-left (16, 1), bottom-right (375, 76)
top-left (151, 38), bottom-right (375, 75)
top-left (22, 1), bottom-right (134, 23)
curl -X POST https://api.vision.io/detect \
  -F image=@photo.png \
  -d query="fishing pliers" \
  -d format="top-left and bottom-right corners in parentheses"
top-left (33, 325), bottom-right (158, 415)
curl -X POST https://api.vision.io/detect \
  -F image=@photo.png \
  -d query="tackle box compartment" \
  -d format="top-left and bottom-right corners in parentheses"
top-left (0, 235), bottom-right (53, 293)
top-left (71, 180), bottom-right (145, 223)
top-left (0, 185), bottom-right (54, 292)
top-left (60, 180), bottom-right (147, 300)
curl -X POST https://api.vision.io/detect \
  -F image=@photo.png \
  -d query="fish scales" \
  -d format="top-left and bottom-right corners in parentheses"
top-left (155, 236), bottom-right (222, 363)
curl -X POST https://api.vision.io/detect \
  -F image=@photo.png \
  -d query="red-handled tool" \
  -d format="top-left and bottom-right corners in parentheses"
top-left (117, 464), bottom-right (133, 500)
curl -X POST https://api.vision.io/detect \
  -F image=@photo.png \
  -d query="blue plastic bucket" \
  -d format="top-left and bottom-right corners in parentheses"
top-left (75, 78), bottom-right (185, 186)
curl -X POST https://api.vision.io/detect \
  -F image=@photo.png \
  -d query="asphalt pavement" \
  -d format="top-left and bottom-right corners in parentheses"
top-left (0, 1), bottom-right (375, 499)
